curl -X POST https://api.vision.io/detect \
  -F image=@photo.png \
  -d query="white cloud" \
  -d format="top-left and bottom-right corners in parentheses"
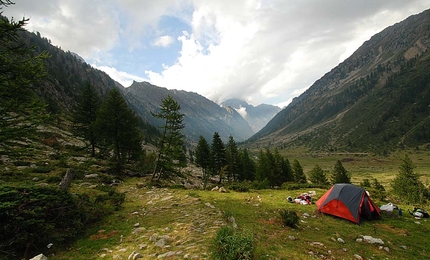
top-left (235, 107), bottom-right (248, 119)
top-left (3, 0), bottom-right (430, 106)
top-left (152, 35), bottom-right (175, 47)
top-left (92, 64), bottom-right (147, 87)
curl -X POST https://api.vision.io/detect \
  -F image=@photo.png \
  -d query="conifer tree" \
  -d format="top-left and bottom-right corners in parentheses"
top-left (391, 155), bottom-right (429, 204)
top-left (211, 132), bottom-right (226, 184)
top-left (72, 82), bottom-right (100, 156)
top-left (238, 148), bottom-right (256, 181)
top-left (308, 164), bottom-right (329, 185)
top-left (292, 159), bottom-right (307, 183)
top-left (195, 135), bottom-right (211, 189)
top-left (225, 135), bottom-right (240, 182)
top-left (96, 88), bottom-right (142, 173)
top-left (152, 95), bottom-right (185, 180)
top-left (0, 2), bottom-right (49, 146)
top-left (331, 160), bottom-right (351, 184)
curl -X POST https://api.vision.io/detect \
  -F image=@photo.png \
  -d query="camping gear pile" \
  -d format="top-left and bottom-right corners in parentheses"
top-left (409, 207), bottom-right (429, 218)
top-left (287, 191), bottom-right (315, 205)
top-left (316, 183), bottom-right (381, 224)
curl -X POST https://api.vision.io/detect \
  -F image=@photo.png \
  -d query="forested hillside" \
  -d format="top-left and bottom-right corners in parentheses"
top-left (248, 9), bottom-right (430, 154)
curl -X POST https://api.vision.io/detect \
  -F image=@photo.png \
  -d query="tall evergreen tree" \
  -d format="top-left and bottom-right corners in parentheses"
top-left (331, 160), bottom-right (351, 184)
top-left (211, 132), bottom-right (226, 184)
top-left (96, 88), bottom-right (142, 173)
top-left (292, 159), bottom-right (307, 183)
top-left (391, 155), bottom-right (429, 204)
top-left (238, 148), bottom-right (256, 181)
top-left (195, 135), bottom-right (211, 189)
top-left (152, 95), bottom-right (185, 180)
top-left (308, 164), bottom-right (329, 185)
top-left (0, 2), bottom-right (49, 146)
top-left (225, 135), bottom-right (240, 182)
top-left (72, 82), bottom-right (100, 157)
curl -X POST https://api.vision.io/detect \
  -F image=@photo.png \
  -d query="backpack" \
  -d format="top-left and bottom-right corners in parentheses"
top-left (410, 208), bottom-right (429, 218)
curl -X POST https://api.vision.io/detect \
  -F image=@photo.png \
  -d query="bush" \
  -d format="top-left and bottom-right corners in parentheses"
top-left (227, 182), bottom-right (250, 192)
top-left (0, 184), bottom-right (125, 259)
top-left (251, 179), bottom-right (270, 190)
top-left (0, 185), bottom-right (83, 259)
top-left (279, 209), bottom-right (299, 228)
top-left (211, 226), bottom-right (254, 260)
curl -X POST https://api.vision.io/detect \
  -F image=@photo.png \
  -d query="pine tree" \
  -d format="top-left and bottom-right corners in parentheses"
top-left (331, 160), bottom-right (351, 184)
top-left (292, 159), bottom-right (307, 183)
top-left (308, 164), bottom-right (329, 185)
top-left (72, 82), bottom-right (100, 157)
top-left (96, 88), bottom-right (142, 173)
top-left (0, 2), bottom-right (49, 146)
top-left (225, 135), bottom-right (240, 182)
top-left (391, 155), bottom-right (429, 204)
top-left (195, 135), bottom-right (211, 189)
top-left (152, 95), bottom-right (185, 180)
top-left (238, 148), bottom-right (256, 181)
top-left (211, 132), bottom-right (226, 184)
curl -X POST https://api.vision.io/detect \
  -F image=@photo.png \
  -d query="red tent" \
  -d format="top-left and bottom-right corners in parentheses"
top-left (316, 183), bottom-right (381, 223)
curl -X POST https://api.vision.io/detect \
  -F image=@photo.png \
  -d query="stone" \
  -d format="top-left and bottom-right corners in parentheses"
top-left (155, 238), bottom-right (166, 247)
top-left (205, 202), bottom-right (215, 209)
top-left (157, 251), bottom-right (176, 258)
top-left (219, 187), bottom-right (227, 193)
top-left (29, 254), bottom-right (48, 260)
top-left (211, 186), bottom-right (219, 191)
top-left (363, 235), bottom-right (384, 245)
top-left (59, 168), bottom-right (74, 191)
top-left (84, 173), bottom-right (98, 178)
top-left (288, 235), bottom-right (296, 241)
top-left (353, 254), bottom-right (363, 259)
top-left (400, 245), bottom-right (407, 250)
top-left (337, 238), bottom-right (345, 243)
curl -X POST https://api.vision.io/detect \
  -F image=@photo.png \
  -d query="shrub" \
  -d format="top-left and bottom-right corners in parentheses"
top-left (0, 185), bottom-right (83, 259)
top-left (227, 182), bottom-right (250, 192)
top-left (0, 184), bottom-right (125, 259)
top-left (279, 209), bottom-right (299, 228)
top-left (211, 226), bottom-right (254, 260)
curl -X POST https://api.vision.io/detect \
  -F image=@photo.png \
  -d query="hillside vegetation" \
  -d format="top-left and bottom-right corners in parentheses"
top-left (249, 9), bottom-right (430, 154)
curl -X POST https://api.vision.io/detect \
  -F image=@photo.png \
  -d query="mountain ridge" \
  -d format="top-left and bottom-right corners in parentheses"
top-left (247, 9), bottom-right (430, 153)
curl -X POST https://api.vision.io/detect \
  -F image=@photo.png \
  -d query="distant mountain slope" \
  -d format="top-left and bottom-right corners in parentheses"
top-left (20, 31), bottom-right (118, 112)
top-left (122, 82), bottom-right (254, 143)
top-left (248, 9), bottom-right (430, 153)
top-left (19, 30), bottom-right (255, 144)
top-left (221, 99), bottom-right (281, 133)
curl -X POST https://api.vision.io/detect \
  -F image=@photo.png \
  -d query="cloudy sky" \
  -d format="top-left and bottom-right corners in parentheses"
top-left (3, 0), bottom-right (429, 107)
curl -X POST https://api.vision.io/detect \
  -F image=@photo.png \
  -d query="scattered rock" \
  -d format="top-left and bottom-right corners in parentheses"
top-left (155, 238), bottom-right (166, 247)
top-left (400, 245), bottom-right (407, 250)
top-left (134, 223), bottom-right (140, 227)
top-left (363, 235), bottom-right (384, 245)
top-left (29, 254), bottom-right (47, 260)
top-left (310, 242), bottom-right (324, 247)
top-left (204, 202), bottom-right (215, 208)
top-left (288, 235), bottom-right (296, 241)
top-left (353, 254), bottom-right (363, 259)
top-left (337, 238), bottom-right (345, 243)
top-left (157, 251), bottom-right (176, 258)
top-left (219, 187), bottom-right (227, 193)
top-left (84, 173), bottom-right (98, 178)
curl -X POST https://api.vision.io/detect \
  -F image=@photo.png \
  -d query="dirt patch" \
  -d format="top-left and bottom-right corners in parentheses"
top-left (374, 223), bottom-right (409, 236)
top-left (90, 230), bottom-right (119, 240)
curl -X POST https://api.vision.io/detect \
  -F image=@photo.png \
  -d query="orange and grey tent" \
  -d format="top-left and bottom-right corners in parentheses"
top-left (316, 183), bottom-right (381, 223)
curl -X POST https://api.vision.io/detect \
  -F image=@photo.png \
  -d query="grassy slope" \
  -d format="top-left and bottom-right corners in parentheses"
top-left (52, 173), bottom-right (430, 260)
